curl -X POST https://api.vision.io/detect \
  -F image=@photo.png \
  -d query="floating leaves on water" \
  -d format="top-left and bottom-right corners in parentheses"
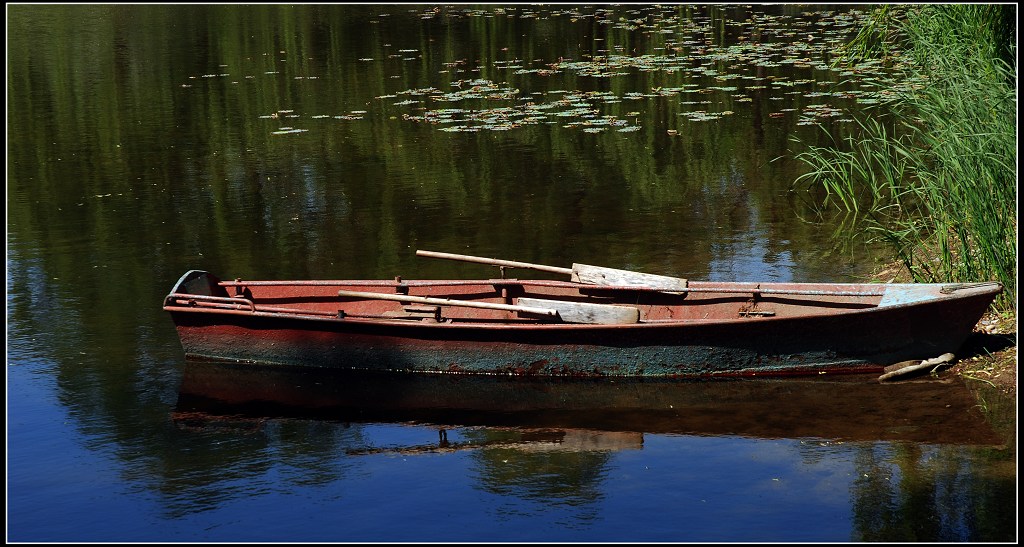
top-left (438, 125), bottom-right (479, 133)
top-left (797, 103), bottom-right (852, 125)
top-left (379, 80), bottom-right (647, 133)
top-left (271, 127), bottom-right (308, 135)
top-left (680, 111), bottom-right (724, 122)
top-left (258, 109), bottom-right (299, 120)
top-left (179, 7), bottom-right (911, 139)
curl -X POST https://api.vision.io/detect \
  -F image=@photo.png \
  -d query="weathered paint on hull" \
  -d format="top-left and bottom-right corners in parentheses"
top-left (169, 289), bottom-right (992, 378)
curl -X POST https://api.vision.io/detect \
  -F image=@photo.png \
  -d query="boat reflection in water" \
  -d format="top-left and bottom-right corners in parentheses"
top-left (173, 359), bottom-right (1003, 451)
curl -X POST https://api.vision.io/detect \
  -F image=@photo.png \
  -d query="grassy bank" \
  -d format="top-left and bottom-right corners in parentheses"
top-left (794, 4), bottom-right (1017, 312)
top-left (799, 5), bottom-right (1017, 432)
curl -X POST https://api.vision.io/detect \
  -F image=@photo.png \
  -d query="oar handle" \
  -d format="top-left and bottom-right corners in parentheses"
top-left (416, 250), bottom-right (573, 276)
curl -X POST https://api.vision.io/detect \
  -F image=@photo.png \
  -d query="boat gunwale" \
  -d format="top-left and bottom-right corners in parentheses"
top-left (163, 282), bottom-right (1002, 331)
top-left (214, 277), bottom-right (892, 297)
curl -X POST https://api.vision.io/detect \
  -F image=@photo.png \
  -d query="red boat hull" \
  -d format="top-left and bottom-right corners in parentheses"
top-left (165, 271), bottom-right (1000, 378)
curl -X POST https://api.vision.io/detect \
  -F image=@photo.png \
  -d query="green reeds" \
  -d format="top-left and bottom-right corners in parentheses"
top-left (794, 4), bottom-right (1016, 311)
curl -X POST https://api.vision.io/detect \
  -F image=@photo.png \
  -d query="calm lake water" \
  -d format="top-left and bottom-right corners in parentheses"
top-left (6, 4), bottom-right (1016, 542)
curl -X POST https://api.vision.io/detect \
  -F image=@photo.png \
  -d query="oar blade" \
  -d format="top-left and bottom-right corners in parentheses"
top-left (571, 264), bottom-right (688, 291)
top-left (517, 297), bottom-right (640, 325)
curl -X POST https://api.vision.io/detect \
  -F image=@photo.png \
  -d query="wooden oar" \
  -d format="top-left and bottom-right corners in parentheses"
top-left (416, 250), bottom-right (688, 291)
top-left (338, 289), bottom-right (558, 317)
top-left (878, 353), bottom-right (955, 382)
top-left (337, 290), bottom-right (639, 324)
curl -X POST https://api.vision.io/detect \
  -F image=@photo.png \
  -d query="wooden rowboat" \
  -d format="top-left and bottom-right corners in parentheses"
top-left (163, 252), bottom-right (1001, 378)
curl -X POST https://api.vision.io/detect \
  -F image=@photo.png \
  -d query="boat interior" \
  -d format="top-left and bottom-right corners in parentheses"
top-left (165, 270), bottom-right (895, 325)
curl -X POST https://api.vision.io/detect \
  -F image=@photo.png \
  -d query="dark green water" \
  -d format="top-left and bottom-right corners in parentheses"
top-left (7, 5), bottom-right (1016, 542)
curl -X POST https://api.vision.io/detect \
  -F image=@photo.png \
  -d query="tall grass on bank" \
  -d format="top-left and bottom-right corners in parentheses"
top-left (794, 5), bottom-right (1016, 312)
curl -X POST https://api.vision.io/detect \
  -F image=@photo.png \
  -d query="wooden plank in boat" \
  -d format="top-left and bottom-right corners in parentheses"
top-left (338, 290), bottom-right (636, 325)
top-left (517, 297), bottom-right (640, 325)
